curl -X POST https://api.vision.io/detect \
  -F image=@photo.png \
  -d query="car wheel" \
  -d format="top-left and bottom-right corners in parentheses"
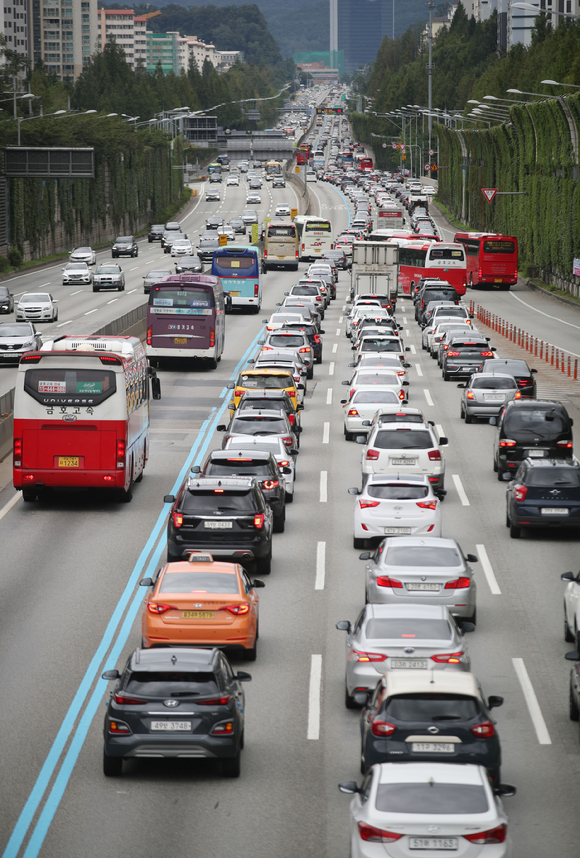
top-left (344, 427), bottom-right (353, 441)
top-left (570, 679), bottom-right (580, 721)
top-left (256, 551), bottom-right (272, 575)
top-left (273, 507), bottom-right (285, 533)
top-left (443, 370), bottom-right (450, 381)
top-left (54, 312), bottom-right (58, 321)
top-left (285, 490), bottom-right (294, 504)
top-left (464, 411), bottom-right (473, 424)
top-left (493, 456), bottom-right (498, 473)
top-left (118, 284), bottom-right (124, 291)
top-left (119, 466), bottom-right (134, 503)
top-left (497, 467), bottom-right (504, 482)
top-left (245, 638), bottom-right (257, 661)
top-left (103, 751), bottom-right (123, 777)
top-left (565, 606), bottom-right (575, 642)
top-left (353, 537), bottom-right (366, 549)
top-left (509, 522), bottom-right (521, 539)
top-left (345, 685), bottom-right (359, 710)
top-left (222, 748), bottom-right (241, 778)
top-left (487, 768), bottom-right (501, 789)
top-left (464, 607), bottom-right (476, 628)
top-left (460, 404), bottom-right (465, 420)
top-left (22, 488), bottom-right (37, 502)
top-left (307, 366), bottom-right (314, 380)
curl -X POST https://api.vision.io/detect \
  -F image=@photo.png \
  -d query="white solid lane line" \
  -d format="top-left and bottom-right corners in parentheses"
top-left (410, 344), bottom-right (416, 354)
top-left (320, 471), bottom-right (328, 503)
top-left (416, 365), bottom-right (423, 377)
top-left (307, 654), bottom-right (323, 740)
top-left (322, 422), bottom-right (330, 444)
top-left (332, 343), bottom-right (338, 353)
top-left (326, 388), bottom-right (333, 405)
top-left (0, 492), bottom-right (21, 522)
top-left (452, 474), bottom-right (470, 506)
top-left (315, 542), bottom-right (326, 590)
top-left (329, 362), bottom-right (335, 376)
top-left (476, 544), bottom-right (502, 595)
top-left (436, 424), bottom-right (445, 439)
top-left (70, 290), bottom-right (83, 296)
top-left (84, 309), bottom-right (97, 316)
top-left (424, 389), bottom-right (434, 406)
top-left (57, 320), bottom-right (72, 327)
top-left (512, 657), bottom-right (552, 744)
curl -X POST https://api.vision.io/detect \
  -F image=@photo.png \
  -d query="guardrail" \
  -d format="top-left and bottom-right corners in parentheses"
top-left (469, 300), bottom-right (580, 381)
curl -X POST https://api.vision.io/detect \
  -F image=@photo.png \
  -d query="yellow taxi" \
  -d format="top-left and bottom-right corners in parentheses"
top-left (226, 368), bottom-right (302, 417)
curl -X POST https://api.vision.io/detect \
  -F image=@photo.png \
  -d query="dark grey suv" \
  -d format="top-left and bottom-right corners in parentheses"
top-left (112, 236), bottom-right (138, 258)
top-left (102, 647), bottom-right (251, 777)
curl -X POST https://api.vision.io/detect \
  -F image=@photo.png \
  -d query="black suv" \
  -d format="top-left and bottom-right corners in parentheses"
top-left (148, 224), bottom-right (165, 243)
top-left (493, 399), bottom-right (574, 479)
top-left (102, 647), bottom-right (251, 777)
top-left (415, 286), bottom-right (459, 320)
top-left (506, 458), bottom-right (580, 538)
top-left (479, 358), bottom-right (538, 399)
top-left (197, 238), bottom-right (220, 263)
top-left (112, 236), bottom-right (138, 258)
top-left (193, 449), bottom-right (286, 532)
top-left (164, 477), bottom-right (274, 574)
top-left (0, 285), bottom-right (14, 314)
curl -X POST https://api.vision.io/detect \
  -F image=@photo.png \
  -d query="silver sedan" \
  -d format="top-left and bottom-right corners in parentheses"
top-left (458, 372), bottom-right (520, 423)
top-left (336, 603), bottom-right (473, 701)
top-left (360, 535), bottom-right (478, 622)
top-left (69, 246), bottom-right (96, 265)
top-left (143, 269), bottom-right (171, 294)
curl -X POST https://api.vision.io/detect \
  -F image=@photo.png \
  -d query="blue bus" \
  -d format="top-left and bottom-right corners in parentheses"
top-left (211, 245), bottom-right (262, 314)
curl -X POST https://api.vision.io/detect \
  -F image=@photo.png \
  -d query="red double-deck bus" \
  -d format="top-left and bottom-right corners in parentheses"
top-left (454, 233), bottom-right (518, 290)
top-left (398, 241), bottom-right (467, 297)
top-left (296, 144), bottom-right (311, 165)
top-left (13, 335), bottom-right (161, 503)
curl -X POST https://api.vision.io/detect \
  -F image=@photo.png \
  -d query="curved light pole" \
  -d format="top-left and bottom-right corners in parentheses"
top-left (18, 109), bottom-right (66, 145)
top-left (541, 79), bottom-right (580, 89)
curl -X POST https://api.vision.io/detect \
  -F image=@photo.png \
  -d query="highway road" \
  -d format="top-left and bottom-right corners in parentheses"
top-left (1, 125), bottom-right (580, 858)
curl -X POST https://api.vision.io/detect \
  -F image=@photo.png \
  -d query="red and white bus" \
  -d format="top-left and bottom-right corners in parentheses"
top-left (294, 216), bottom-right (334, 261)
top-left (13, 335), bottom-right (160, 503)
top-left (398, 241), bottom-right (468, 297)
top-left (355, 153), bottom-right (373, 171)
top-left (454, 232), bottom-right (518, 290)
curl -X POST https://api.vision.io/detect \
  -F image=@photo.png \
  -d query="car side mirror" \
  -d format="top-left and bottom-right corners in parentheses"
top-left (348, 362), bottom-right (355, 367)
top-left (461, 622), bottom-right (476, 633)
top-left (491, 347), bottom-right (497, 352)
top-left (101, 669), bottom-right (120, 680)
top-left (226, 381), bottom-right (235, 389)
top-left (485, 337), bottom-right (491, 342)
top-left (284, 292), bottom-right (289, 296)
top-left (361, 420), bottom-right (371, 427)
top-left (320, 329), bottom-right (326, 334)
top-left (405, 347), bottom-right (410, 352)
top-left (258, 339), bottom-right (265, 345)
top-left (355, 435), bottom-right (366, 444)
top-left (340, 399), bottom-right (347, 405)
top-left (290, 448), bottom-right (299, 456)
top-left (297, 383), bottom-right (305, 391)
top-left (139, 577), bottom-right (153, 587)
top-left (338, 781), bottom-right (360, 795)
top-left (164, 494), bottom-right (175, 504)
top-left (280, 466), bottom-right (292, 475)
top-left (336, 620), bottom-right (352, 632)
top-left (359, 552), bottom-right (371, 560)
top-left (488, 695), bottom-right (504, 709)
top-left (217, 424), bottom-right (227, 431)
top-left (402, 381), bottom-right (409, 386)
top-left (297, 404), bottom-right (304, 411)
top-left (351, 345), bottom-right (356, 350)
top-left (489, 417), bottom-right (497, 426)
top-left (348, 487), bottom-right (361, 495)
top-left (236, 671), bottom-right (252, 681)
top-left (531, 368), bottom-right (537, 373)
top-left (457, 383), bottom-right (466, 389)
top-left (561, 571), bottom-right (575, 581)
top-left (276, 302), bottom-right (281, 307)
top-left (190, 465), bottom-right (201, 474)
top-left (565, 651), bottom-right (580, 660)
top-left (495, 783), bottom-right (517, 797)
top-left (251, 579), bottom-right (266, 589)
top-left (466, 553), bottom-right (478, 563)
top-left (438, 437), bottom-right (448, 446)
top-left (341, 380), bottom-right (350, 385)
top-left (262, 319), bottom-right (268, 323)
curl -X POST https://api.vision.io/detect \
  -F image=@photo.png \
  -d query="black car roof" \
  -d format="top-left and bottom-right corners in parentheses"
top-left (522, 457), bottom-right (580, 468)
top-left (130, 647), bottom-right (218, 671)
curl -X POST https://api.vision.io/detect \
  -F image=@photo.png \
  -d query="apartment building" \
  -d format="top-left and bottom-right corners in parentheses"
top-left (97, 8), bottom-right (147, 69)
top-left (0, 0), bottom-right (30, 59)
top-left (30, 0), bottom-right (98, 81)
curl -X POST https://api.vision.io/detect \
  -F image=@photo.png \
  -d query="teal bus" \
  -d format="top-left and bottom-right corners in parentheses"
top-left (211, 245), bottom-right (262, 314)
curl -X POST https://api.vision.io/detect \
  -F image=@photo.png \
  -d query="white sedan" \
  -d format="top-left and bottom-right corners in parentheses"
top-left (275, 203), bottom-right (291, 217)
top-left (349, 473), bottom-right (441, 544)
top-left (16, 292), bottom-right (58, 323)
top-left (340, 762), bottom-right (514, 858)
top-left (343, 388), bottom-right (402, 440)
top-left (227, 175), bottom-right (239, 186)
top-left (170, 239), bottom-right (193, 257)
top-left (69, 246), bottom-right (96, 265)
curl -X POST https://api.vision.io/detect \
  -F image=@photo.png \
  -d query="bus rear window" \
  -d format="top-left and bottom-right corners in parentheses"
top-left (305, 221), bottom-right (331, 232)
top-left (429, 248), bottom-right (465, 261)
top-left (24, 368), bottom-right (117, 405)
top-left (150, 288), bottom-right (213, 309)
top-left (214, 255), bottom-right (256, 270)
top-left (483, 240), bottom-right (516, 254)
top-left (268, 226), bottom-right (296, 237)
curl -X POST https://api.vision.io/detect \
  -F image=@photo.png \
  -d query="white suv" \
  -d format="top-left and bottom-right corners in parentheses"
top-left (359, 420), bottom-right (448, 496)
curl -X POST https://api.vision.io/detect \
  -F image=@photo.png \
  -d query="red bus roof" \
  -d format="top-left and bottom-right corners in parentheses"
top-left (454, 232), bottom-right (517, 241)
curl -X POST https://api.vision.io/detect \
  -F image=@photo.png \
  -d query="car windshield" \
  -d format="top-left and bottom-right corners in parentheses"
top-left (471, 377), bottom-right (516, 390)
top-left (385, 693), bottom-right (480, 721)
top-left (504, 408), bottom-right (569, 435)
top-left (74, 247), bottom-right (91, 253)
top-left (127, 671), bottom-right (219, 697)
top-left (353, 391), bottom-right (399, 404)
top-left (375, 783), bottom-right (488, 815)
top-left (116, 237), bottom-right (132, 243)
top-left (20, 294), bottom-right (49, 303)
top-left (98, 267), bottom-right (121, 275)
top-left (67, 264), bottom-right (87, 271)
top-left (365, 618), bottom-right (451, 640)
top-left (525, 467), bottom-right (580, 486)
top-left (147, 270), bottom-right (170, 278)
top-left (159, 571), bottom-right (239, 594)
top-left (374, 429), bottom-right (432, 450)
top-left (367, 484), bottom-right (429, 499)
top-left (182, 490), bottom-right (257, 512)
top-left (0, 324), bottom-right (34, 337)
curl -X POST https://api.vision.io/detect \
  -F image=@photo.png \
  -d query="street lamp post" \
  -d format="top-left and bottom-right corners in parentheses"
top-left (17, 109), bottom-right (97, 145)
top-left (541, 79), bottom-right (580, 89)
top-left (427, 0), bottom-right (435, 167)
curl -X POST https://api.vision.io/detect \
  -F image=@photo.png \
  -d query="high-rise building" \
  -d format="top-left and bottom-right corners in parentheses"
top-left (33, 0), bottom-right (98, 81)
top-left (335, 0), bottom-right (390, 74)
top-left (97, 10), bottom-right (147, 69)
top-left (146, 31), bottom-right (180, 74)
top-left (0, 0), bottom-right (30, 60)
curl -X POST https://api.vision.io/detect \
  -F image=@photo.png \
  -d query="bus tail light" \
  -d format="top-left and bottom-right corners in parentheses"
top-left (478, 268), bottom-right (483, 279)
top-left (116, 440), bottom-right (126, 468)
top-left (264, 249), bottom-right (268, 257)
top-left (146, 325), bottom-right (152, 346)
top-left (254, 283), bottom-right (259, 297)
top-left (295, 250), bottom-right (299, 258)
top-left (14, 438), bottom-right (22, 467)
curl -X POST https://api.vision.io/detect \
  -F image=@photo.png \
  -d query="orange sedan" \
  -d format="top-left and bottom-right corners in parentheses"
top-left (140, 553), bottom-right (264, 660)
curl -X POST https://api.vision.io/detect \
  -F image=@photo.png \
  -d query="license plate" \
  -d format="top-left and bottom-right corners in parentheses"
top-left (494, 278), bottom-right (503, 283)
top-left (390, 659), bottom-right (428, 669)
top-left (277, 255), bottom-right (286, 259)
top-left (174, 338), bottom-right (187, 344)
top-left (409, 837), bottom-right (458, 850)
top-left (411, 742), bottom-right (455, 753)
top-left (391, 458), bottom-right (417, 466)
top-left (541, 508), bottom-right (569, 515)
top-left (407, 583), bottom-right (440, 591)
top-left (182, 610), bottom-right (215, 618)
top-left (229, 291), bottom-right (240, 296)
top-left (58, 457), bottom-right (79, 468)
top-left (526, 449), bottom-right (546, 457)
top-left (384, 527), bottom-right (412, 534)
top-left (150, 721), bottom-right (192, 732)
top-left (484, 394), bottom-right (504, 401)
top-left (204, 520), bottom-right (233, 529)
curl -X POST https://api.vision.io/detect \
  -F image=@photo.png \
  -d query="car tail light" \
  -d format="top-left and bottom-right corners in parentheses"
top-left (109, 720), bottom-right (131, 733)
top-left (354, 650), bottom-right (387, 662)
top-left (294, 376), bottom-right (301, 384)
top-left (348, 408), bottom-right (359, 416)
top-left (197, 695), bottom-right (231, 705)
top-left (225, 604), bottom-right (250, 615)
top-left (279, 460), bottom-right (290, 467)
top-left (443, 344), bottom-right (450, 351)
top-left (288, 413), bottom-right (296, 425)
top-left (313, 334), bottom-right (321, 344)
top-left (376, 575), bottom-right (403, 588)
top-left (299, 347), bottom-right (311, 353)
top-left (146, 325), bottom-right (152, 346)
top-left (262, 346), bottom-right (273, 351)
top-left (366, 449), bottom-right (380, 460)
top-left (398, 390), bottom-right (406, 400)
top-left (431, 651), bottom-right (464, 663)
top-left (234, 389), bottom-right (244, 397)
top-left (464, 825), bottom-right (506, 845)
top-left (370, 719), bottom-right (396, 737)
top-left (417, 500), bottom-right (438, 510)
top-left (480, 351), bottom-right (494, 357)
top-left (262, 480), bottom-right (279, 490)
top-left (557, 440), bottom-right (573, 448)
top-left (173, 512), bottom-right (183, 528)
top-left (211, 720), bottom-right (234, 734)
top-left (514, 391), bottom-right (521, 399)
top-left (254, 283), bottom-right (259, 297)
top-left (114, 693), bottom-right (147, 705)
top-left (254, 514), bottom-right (265, 529)
top-left (444, 577), bottom-right (471, 589)
top-left (316, 296), bottom-right (322, 302)
top-left (514, 485), bottom-right (527, 501)
top-left (13, 437), bottom-right (22, 467)
top-left (447, 350), bottom-right (460, 356)
top-left (147, 602), bottom-right (177, 615)
top-left (471, 721), bottom-right (496, 738)
top-left (116, 439), bottom-right (126, 468)
top-left (282, 436), bottom-right (293, 446)
top-left (209, 328), bottom-right (215, 348)
top-left (465, 390), bottom-right (476, 401)
top-left (499, 439), bottom-right (516, 447)
top-left (359, 499), bottom-right (379, 509)
top-left (428, 450), bottom-right (442, 461)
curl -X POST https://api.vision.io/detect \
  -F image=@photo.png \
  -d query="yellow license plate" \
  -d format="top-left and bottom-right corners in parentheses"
top-left (58, 457), bottom-right (79, 468)
top-left (494, 278), bottom-right (502, 283)
top-left (229, 291), bottom-right (240, 296)
top-left (182, 611), bottom-right (215, 619)
top-left (174, 338), bottom-right (187, 345)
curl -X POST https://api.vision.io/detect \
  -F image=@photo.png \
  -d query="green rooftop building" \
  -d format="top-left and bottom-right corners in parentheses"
top-left (146, 31), bottom-right (180, 74)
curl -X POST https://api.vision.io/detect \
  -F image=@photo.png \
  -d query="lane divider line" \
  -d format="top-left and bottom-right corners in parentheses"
top-left (329, 362), bottom-right (335, 376)
top-left (476, 543), bottom-right (502, 595)
top-left (319, 471), bottom-right (328, 503)
top-left (315, 542), bottom-right (326, 590)
top-left (322, 422), bottom-right (330, 444)
top-left (335, 328), bottom-right (341, 336)
top-left (307, 655), bottom-right (323, 740)
top-left (326, 388), bottom-right (333, 405)
top-left (416, 365), bottom-right (423, 377)
top-left (424, 389), bottom-right (434, 406)
top-left (452, 474), bottom-right (470, 506)
top-left (332, 343), bottom-right (338, 354)
top-left (0, 491), bottom-right (21, 523)
top-left (512, 657), bottom-right (552, 745)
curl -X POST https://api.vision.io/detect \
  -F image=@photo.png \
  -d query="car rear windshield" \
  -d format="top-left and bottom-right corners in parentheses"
top-left (385, 692), bottom-right (480, 722)
top-left (361, 340), bottom-right (400, 352)
top-left (525, 467), bottom-right (580, 486)
top-left (424, 290), bottom-right (459, 302)
top-left (159, 571), bottom-right (239, 594)
top-left (433, 308), bottom-right (467, 317)
top-left (385, 546), bottom-right (461, 567)
top-left (504, 408), bottom-right (570, 435)
top-left (181, 490), bottom-right (257, 512)
top-left (375, 784), bottom-right (488, 815)
top-left (472, 377), bottom-right (516, 389)
top-left (239, 375), bottom-right (290, 389)
top-left (356, 373), bottom-right (399, 386)
top-left (374, 429), bottom-right (432, 449)
top-left (126, 671), bottom-right (219, 697)
top-left (269, 335), bottom-right (305, 348)
top-left (207, 461), bottom-right (271, 478)
top-left (365, 618), bottom-right (451, 640)
top-left (353, 390), bottom-right (399, 404)
top-left (231, 416), bottom-right (286, 435)
top-left (291, 287), bottom-right (318, 296)
top-left (367, 484), bottom-right (429, 499)
top-left (227, 439), bottom-right (282, 455)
